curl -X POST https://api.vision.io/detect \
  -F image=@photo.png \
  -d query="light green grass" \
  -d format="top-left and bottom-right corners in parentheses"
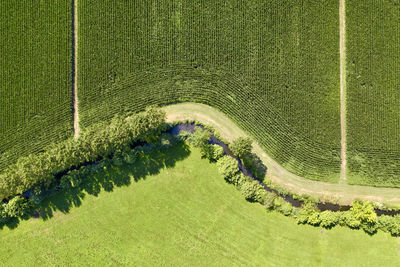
top-left (1, 145), bottom-right (399, 266)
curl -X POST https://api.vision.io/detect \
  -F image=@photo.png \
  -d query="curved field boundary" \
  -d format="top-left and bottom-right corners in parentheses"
top-left (78, 64), bottom-right (340, 182)
top-left (164, 103), bottom-right (400, 206)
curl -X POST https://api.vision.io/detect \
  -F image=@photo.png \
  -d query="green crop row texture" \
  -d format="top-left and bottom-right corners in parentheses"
top-left (78, 0), bottom-right (341, 182)
top-left (347, 0), bottom-right (400, 186)
top-left (0, 1), bottom-right (73, 171)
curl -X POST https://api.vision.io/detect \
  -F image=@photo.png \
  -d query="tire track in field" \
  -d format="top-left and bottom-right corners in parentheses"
top-left (72, 0), bottom-right (80, 138)
top-left (339, 0), bottom-right (347, 183)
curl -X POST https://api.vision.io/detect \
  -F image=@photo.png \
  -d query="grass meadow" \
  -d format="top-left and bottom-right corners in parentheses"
top-left (1, 145), bottom-right (399, 266)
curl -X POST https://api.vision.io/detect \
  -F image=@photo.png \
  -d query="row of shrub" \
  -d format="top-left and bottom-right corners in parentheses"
top-left (2, 117), bottom-right (400, 236)
top-left (215, 152), bottom-right (400, 236)
top-left (185, 126), bottom-right (400, 236)
top-left (0, 107), bottom-right (167, 223)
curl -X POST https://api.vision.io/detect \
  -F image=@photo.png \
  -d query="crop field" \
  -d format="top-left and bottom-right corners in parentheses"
top-left (346, 0), bottom-right (400, 187)
top-left (0, 1), bottom-right (73, 171)
top-left (78, 0), bottom-right (341, 182)
top-left (1, 146), bottom-right (399, 266)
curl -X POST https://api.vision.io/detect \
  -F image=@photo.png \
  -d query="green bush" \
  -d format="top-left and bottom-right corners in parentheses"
top-left (229, 137), bottom-right (253, 159)
top-left (211, 145), bottom-right (224, 161)
top-left (242, 153), bottom-right (267, 181)
top-left (261, 191), bottom-right (277, 209)
top-left (348, 201), bottom-right (378, 233)
top-left (216, 156), bottom-right (240, 181)
top-left (378, 215), bottom-right (400, 236)
top-left (319, 211), bottom-right (341, 228)
top-left (188, 127), bottom-right (211, 148)
top-left (201, 144), bottom-right (224, 162)
top-left (239, 180), bottom-right (265, 202)
top-left (297, 202), bottom-right (320, 225)
top-left (230, 173), bottom-right (247, 187)
top-left (278, 201), bottom-right (294, 216)
top-left (2, 196), bottom-right (31, 218)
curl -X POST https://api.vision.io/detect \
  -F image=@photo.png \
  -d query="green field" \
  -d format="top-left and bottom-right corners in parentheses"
top-left (78, 0), bottom-right (340, 182)
top-left (0, 1), bottom-right (73, 171)
top-left (1, 145), bottom-right (399, 266)
top-left (347, 0), bottom-right (400, 186)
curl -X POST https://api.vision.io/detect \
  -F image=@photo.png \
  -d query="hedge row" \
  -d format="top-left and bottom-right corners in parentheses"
top-left (0, 131), bottom-right (182, 224)
top-left (203, 132), bottom-right (400, 236)
top-left (0, 107), bottom-right (166, 199)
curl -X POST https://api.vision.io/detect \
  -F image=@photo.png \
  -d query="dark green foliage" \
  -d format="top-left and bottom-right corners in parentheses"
top-left (79, 0), bottom-right (341, 182)
top-left (122, 150), bottom-right (138, 165)
top-left (0, 1), bottom-right (72, 171)
top-left (230, 137), bottom-right (253, 159)
top-left (111, 154), bottom-right (124, 167)
top-left (242, 153), bottom-right (268, 181)
top-left (0, 108), bottom-right (166, 199)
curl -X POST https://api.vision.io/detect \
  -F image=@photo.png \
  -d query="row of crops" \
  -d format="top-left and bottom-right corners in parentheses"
top-left (78, 0), bottom-right (341, 182)
top-left (2, 0), bottom-right (400, 187)
top-left (346, 0), bottom-right (400, 187)
top-left (0, 1), bottom-right (73, 171)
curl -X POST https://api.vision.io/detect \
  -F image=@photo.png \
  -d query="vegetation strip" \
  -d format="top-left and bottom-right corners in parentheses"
top-left (165, 103), bottom-right (400, 206)
top-left (339, 0), bottom-right (347, 183)
top-left (1, 107), bottom-right (400, 236)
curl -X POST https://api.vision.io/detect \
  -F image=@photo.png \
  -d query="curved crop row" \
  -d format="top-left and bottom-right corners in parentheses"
top-left (78, 0), bottom-right (341, 182)
top-left (79, 63), bottom-right (340, 181)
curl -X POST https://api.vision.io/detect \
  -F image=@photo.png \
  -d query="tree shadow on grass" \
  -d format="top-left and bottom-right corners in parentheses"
top-left (0, 142), bottom-right (190, 230)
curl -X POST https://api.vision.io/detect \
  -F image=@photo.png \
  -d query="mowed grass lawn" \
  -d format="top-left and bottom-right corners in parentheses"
top-left (1, 145), bottom-right (399, 266)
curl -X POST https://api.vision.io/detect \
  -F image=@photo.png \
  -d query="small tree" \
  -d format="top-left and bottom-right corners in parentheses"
top-left (3, 196), bottom-right (30, 218)
top-left (239, 180), bottom-right (265, 202)
top-left (297, 201), bottom-right (320, 225)
top-left (188, 127), bottom-right (211, 148)
top-left (216, 156), bottom-right (239, 181)
top-left (230, 137), bottom-right (252, 159)
top-left (349, 201), bottom-right (377, 234)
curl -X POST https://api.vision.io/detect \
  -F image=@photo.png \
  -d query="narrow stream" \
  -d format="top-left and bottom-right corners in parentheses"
top-left (170, 122), bottom-right (399, 215)
top-left (5, 122), bottom-right (397, 216)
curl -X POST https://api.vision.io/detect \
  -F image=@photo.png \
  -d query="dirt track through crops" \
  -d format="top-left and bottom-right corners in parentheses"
top-left (339, 0), bottom-right (347, 183)
top-left (72, 0), bottom-right (80, 138)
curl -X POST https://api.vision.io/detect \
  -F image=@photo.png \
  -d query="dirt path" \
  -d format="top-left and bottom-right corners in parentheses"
top-left (73, 0), bottom-right (80, 138)
top-left (339, 0), bottom-right (347, 183)
top-left (164, 103), bottom-right (400, 206)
